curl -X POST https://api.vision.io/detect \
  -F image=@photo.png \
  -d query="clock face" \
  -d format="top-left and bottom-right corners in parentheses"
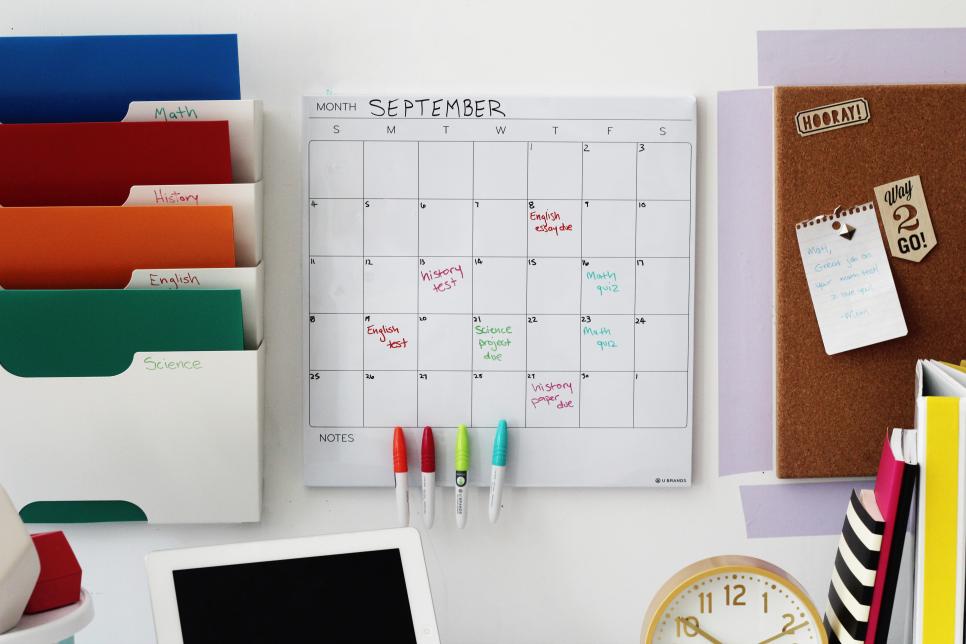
top-left (644, 565), bottom-right (826, 644)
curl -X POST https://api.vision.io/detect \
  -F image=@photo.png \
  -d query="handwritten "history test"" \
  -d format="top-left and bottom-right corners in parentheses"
top-left (796, 204), bottom-right (907, 355)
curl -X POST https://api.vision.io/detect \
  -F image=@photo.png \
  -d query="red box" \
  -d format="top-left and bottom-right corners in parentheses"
top-left (24, 531), bottom-right (81, 614)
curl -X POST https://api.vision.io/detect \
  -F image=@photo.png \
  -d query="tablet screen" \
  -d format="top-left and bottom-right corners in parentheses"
top-left (172, 548), bottom-right (417, 642)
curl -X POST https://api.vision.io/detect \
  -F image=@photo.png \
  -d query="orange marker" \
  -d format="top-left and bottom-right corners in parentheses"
top-left (393, 427), bottom-right (409, 527)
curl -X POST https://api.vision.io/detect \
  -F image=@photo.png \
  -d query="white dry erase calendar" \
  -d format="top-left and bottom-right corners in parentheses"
top-left (302, 96), bottom-right (696, 487)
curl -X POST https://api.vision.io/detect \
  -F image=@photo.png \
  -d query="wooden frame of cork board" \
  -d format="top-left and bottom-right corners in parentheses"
top-left (774, 84), bottom-right (966, 478)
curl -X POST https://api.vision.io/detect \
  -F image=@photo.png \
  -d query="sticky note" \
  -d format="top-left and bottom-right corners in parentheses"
top-left (795, 203), bottom-right (907, 355)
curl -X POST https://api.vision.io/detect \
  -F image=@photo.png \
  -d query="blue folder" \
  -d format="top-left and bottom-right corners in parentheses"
top-left (0, 34), bottom-right (240, 123)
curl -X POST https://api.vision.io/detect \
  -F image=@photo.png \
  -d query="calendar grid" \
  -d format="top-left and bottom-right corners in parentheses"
top-left (307, 136), bottom-right (693, 431)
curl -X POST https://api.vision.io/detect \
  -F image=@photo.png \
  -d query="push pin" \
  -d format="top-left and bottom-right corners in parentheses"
top-left (832, 220), bottom-right (856, 240)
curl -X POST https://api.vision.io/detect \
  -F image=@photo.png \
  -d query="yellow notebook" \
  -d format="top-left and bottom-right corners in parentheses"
top-left (914, 360), bottom-right (966, 643)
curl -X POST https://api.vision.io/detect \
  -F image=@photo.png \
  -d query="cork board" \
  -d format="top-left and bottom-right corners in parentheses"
top-left (775, 84), bottom-right (966, 478)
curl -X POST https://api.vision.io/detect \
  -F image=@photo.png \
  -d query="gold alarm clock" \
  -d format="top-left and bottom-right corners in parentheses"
top-left (641, 556), bottom-right (827, 644)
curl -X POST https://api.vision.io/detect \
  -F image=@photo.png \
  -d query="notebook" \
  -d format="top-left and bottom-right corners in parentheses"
top-left (824, 489), bottom-right (884, 644)
top-left (913, 360), bottom-right (966, 643)
top-left (866, 429), bottom-right (918, 644)
top-left (775, 84), bottom-right (966, 477)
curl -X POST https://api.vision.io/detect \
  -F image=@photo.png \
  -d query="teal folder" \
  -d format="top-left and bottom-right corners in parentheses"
top-left (0, 289), bottom-right (244, 377)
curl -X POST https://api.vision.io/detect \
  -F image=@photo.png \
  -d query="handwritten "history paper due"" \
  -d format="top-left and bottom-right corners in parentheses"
top-left (796, 203), bottom-right (907, 355)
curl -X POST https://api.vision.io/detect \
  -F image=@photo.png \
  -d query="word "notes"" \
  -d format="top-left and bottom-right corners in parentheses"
top-left (796, 203), bottom-right (907, 355)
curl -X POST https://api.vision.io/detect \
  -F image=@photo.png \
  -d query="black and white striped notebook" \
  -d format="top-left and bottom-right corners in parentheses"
top-left (824, 489), bottom-right (885, 644)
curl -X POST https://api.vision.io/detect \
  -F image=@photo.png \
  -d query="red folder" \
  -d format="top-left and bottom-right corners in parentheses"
top-left (0, 121), bottom-right (232, 207)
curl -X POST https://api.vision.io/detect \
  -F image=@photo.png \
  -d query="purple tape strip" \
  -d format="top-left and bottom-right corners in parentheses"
top-left (717, 89), bottom-right (774, 476)
top-left (740, 481), bottom-right (866, 538)
top-left (759, 28), bottom-right (966, 86)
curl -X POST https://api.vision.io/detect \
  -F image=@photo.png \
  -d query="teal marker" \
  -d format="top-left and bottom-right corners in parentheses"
top-left (454, 424), bottom-right (469, 529)
top-left (488, 420), bottom-right (508, 523)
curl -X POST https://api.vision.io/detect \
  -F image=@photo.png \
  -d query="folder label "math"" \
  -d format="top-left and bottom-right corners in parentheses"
top-left (153, 105), bottom-right (200, 120)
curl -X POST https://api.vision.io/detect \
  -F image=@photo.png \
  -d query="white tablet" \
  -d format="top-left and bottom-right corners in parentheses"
top-left (145, 527), bottom-right (440, 644)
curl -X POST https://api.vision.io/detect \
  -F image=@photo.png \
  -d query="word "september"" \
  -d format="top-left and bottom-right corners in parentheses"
top-left (368, 98), bottom-right (505, 118)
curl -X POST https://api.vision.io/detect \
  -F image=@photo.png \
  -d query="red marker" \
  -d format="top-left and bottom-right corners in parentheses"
top-left (421, 427), bottom-right (436, 528)
top-left (393, 427), bottom-right (409, 527)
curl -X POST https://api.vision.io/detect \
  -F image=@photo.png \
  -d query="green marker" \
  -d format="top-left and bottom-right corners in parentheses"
top-left (455, 424), bottom-right (469, 529)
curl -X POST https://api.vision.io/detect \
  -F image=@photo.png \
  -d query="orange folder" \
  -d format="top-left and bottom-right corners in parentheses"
top-left (0, 205), bottom-right (235, 289)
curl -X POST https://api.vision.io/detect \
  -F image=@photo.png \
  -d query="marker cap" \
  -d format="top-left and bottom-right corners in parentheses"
top-left (455, 424), bottom-right (470, 471)
top-left (392, 426), bottom-right (407, 473)
top-left (421, 426), bottom-right (435, 473)
top-left (492, 419), bottom-right (508, 467)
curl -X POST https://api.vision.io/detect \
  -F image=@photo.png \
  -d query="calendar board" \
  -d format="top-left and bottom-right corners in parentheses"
top-left (302, 96), bottom-right (695, 487)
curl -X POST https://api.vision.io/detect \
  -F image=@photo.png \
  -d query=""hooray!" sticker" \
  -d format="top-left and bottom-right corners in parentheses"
top-left (795, 98), bottom-right (870, 137)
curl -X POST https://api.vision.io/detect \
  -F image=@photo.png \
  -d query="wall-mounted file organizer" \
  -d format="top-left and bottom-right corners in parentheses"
top-left (0, 32), bottom-right (264, 524)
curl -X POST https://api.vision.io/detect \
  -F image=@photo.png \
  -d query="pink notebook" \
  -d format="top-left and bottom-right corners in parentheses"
top-left (866, 431), bottom-right (917, 644)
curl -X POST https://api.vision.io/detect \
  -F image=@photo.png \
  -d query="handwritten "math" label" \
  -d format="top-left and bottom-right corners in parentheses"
top-left (795, 204), bottom-right (907, 355)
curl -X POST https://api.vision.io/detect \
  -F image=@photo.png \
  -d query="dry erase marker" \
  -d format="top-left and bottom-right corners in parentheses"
top-left (393, 427), bottom-right (409, 527)
top-left (488, 420), bottom-right (508, 523)
top-left (421, 426), bottom-right (436, 529)
top-left (454, 423), bottom-right (469, 529)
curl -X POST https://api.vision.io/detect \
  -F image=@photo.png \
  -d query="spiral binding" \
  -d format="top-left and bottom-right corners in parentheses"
top-left (795, 202), bottom-right (874, 230)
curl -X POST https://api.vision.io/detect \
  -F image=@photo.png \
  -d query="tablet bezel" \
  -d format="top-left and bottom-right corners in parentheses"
top-left (145, 527), bottom-right (439, 644)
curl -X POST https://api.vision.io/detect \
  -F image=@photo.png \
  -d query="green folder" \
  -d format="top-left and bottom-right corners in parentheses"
top-left (0, 289), bottom-right (244, 377)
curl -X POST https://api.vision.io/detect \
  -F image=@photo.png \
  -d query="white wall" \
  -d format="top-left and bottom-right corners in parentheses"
top-left (4, 1), bottom-right (962, 642)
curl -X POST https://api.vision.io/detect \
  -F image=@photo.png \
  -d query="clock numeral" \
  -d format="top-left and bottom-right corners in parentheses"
top-left (698, 591), bottom-right (712, 614)
top-left (724, 583), bottom-right (746, 606)
top-left (762, 591), bottom-right (768, 613)
top-left (676, 616), bottom-right (700, 638)
top-left (782, 613), bottom-right (795, 631)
